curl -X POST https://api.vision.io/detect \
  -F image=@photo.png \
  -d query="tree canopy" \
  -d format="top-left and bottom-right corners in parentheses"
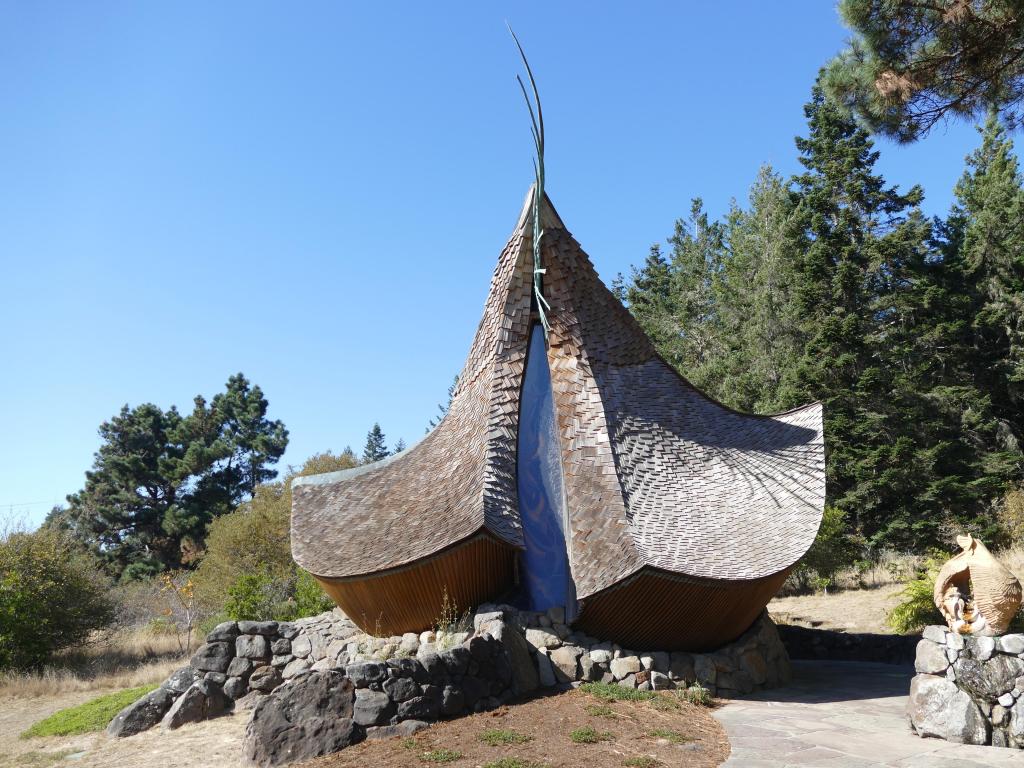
top-left (825, 0), bottom-right (1024, 142)
top-left (617, 83), bottom-right (1023, 553)
top-left (63, 373), bottom-right (288, 580)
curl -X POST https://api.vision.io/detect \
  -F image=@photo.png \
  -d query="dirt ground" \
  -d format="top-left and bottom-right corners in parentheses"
top-left (305, 688), bottom-right (729, 768)
top-left (769, 584), bottom-right (904, 634)
top-left (3, 586), bottom-right (909, 768)
top-left (5, 687), bottom-right (726, 768)
top-left (0, 687), bottom-right (247, 768)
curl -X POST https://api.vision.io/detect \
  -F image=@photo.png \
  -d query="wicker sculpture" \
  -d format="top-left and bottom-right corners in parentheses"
top-left (934, 534), bottom-right (1022, 636)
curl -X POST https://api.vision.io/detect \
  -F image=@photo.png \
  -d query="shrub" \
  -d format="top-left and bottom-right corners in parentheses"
top-left (20, 684), bottom-right (157, 738)
top-left (886, 555), bottom-right (945, 633)
top-left (791, 506), bottom-right (861, 592)
top-left (224, 572), bottom-right (292, 622)
top-left (680, 682), bottom-right (713, 707)
top-left (192, 452), bottom-right (353, 618)
top-left (0, 526), bottom-right (116, 670)
top-left (294, 569), bottom-right (334, 617)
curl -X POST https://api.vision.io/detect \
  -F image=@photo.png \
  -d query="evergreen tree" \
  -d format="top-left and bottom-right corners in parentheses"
top-left (951, 114), bottom-right (1024, 426)
top-left (362, 423), bottom-right (389, 463)
top-left (788, 83), bottom-right (930, 547)
top-left (65, 374), bottom-right (288, 580)
top-left (825, 0), bottom-right (1024, 141)
top-left (392, 438), bottom-right (407, 454)
top-left (427, 375), bottom-right (459, 431)
top-left (713, 165), bottom-right (805, 413)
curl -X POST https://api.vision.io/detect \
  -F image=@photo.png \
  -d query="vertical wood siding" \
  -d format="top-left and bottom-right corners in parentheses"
top-left (574, 566), bottom-right (790, 651)
top-left (315, 534), bottom-right (517, 636)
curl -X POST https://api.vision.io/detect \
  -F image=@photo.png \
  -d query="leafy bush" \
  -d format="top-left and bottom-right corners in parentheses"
top-left (886, 555), bottom-right (945, 634)
top-left (224, 572), bottom-right (291, 622)
top-left (791, 506), bottom-right (861, 592)
top-left (224, 569), bottom-right (333, 623)
top-left (20, 684), bottom-right (157, 737)
top-left (294, 569), bottom-right (334, 617)
top-left (0, 526), bottom-right (116, 670)
top-left (192, 451), bottom-right (354, 619)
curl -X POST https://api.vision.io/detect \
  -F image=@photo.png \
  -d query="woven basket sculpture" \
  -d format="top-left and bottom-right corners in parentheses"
top-left (934, 534), bottom-right (1022, 636)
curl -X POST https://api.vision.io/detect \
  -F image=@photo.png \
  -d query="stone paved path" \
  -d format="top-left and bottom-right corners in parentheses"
top-left (715, 660), bottom-right (1024, 767)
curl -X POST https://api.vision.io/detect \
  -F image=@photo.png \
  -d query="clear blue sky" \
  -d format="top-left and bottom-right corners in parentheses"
top-left (0, 2), bottom-right (991, 526)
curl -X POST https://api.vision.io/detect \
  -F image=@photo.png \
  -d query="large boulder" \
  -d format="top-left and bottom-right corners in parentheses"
top-left (161, 679), bottom-right (227, 730)
top-left (907, 674), bottom-right (988, 745)
top-left (241, 671), bottom-right (358, 767)
top-left (915, 639), bottom-right (949, 675)
top-left (162, 666), bottom-right (202, 694)
top-left (957, 654), bottom-right (1024, 699)
top-left (107, 687), bottom-right (176, 737)
top-left (190, 642), bottom-right (233, 673)
top-left (353, 689), bottom-right (394, 726)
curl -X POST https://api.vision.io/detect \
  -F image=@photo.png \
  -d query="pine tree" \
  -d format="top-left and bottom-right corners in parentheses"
top-left (65, 374), bottom-right (288, 579)
top-left (713, 165), bottom-right (805, 413)
top-left (788, 83), bottom-right (931, 547)
top-left (392, 438), bottom-right (407, 454)
top-left (824, 0), bottom-right (1024, 141)
top-left (362, 423), bottom-right (389, 463)
top-left (951, 115), bottom-right (1024, 428)
top-left (427, 375), bottom-right (459, 431)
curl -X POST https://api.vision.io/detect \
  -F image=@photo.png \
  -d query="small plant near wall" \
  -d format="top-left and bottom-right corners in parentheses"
top-left (886, 554), bottom-right (946, 634)
top-left (434, 588), bottom-right (472, 650)
top-left (159, 571), bottom-right (199, 653)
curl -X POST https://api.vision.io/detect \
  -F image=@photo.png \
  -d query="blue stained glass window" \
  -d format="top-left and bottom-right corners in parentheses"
top-left (517, 323), bottom-right (577, 619)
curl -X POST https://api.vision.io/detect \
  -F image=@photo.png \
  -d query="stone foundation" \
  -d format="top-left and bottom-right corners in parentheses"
top-left (907, 625), bottom-right (1024, 748)
top-left (109, 604), bottom-right (790, 743)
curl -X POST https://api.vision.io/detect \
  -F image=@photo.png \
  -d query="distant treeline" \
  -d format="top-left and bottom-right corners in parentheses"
top-left (615, 88), bottom-right (1023, 553)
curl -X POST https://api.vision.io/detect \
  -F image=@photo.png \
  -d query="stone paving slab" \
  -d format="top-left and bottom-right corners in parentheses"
top-left (714, 660), bottom-right (1024, 767)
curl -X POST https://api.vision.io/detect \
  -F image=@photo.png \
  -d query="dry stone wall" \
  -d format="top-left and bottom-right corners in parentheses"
top-left (109, 604), bottom-right (790, 750)
top-left (907, 625), bottom-right (1024, 748)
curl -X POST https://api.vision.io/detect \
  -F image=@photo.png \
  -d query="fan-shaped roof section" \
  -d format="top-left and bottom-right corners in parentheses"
top-left (292, 189), bottom-right (825, 593)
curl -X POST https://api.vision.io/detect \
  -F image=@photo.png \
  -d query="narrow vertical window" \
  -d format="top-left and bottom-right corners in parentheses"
top-left (517, 323), bottom-right (576, 618)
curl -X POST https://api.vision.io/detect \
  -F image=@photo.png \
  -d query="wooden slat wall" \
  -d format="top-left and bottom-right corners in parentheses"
top-left (315, 534), bottom-right (517, 637)
top-left (574, 566), bottom-right (790, 652)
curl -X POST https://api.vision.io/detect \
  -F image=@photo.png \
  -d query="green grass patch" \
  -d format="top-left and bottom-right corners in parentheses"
top-left (623, 758), bottom-right (661, 768)
top-left (569, 724), bottom-right (614, 744)
top-left (481, 759), bottom-right (549, 768)
top-left (584, 702), bottom-right (617, 718)
top-left (648, 695), bottom-right (680, 712)
top-left (579, 681), bottom-right (656, 703)
top-left (20, 684), bottom-right (158, 739)
top-left (647, 728), bottom-right (692, 744)
top-left (421, 748), bottom-right (462, 763)
top-left (478, 728), bottom-right (533, 746)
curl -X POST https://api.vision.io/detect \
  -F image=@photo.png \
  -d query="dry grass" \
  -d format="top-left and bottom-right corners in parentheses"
top-left (783, 545), bottom-right (1024, 597)
top-left (772, 545), bottom-right (1024, 634)
top-left (0, 626), bottom-right (187, 699)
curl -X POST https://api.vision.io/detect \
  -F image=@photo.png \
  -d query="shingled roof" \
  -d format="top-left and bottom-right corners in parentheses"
top-left (292, 189), bottom-right (825, 605)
